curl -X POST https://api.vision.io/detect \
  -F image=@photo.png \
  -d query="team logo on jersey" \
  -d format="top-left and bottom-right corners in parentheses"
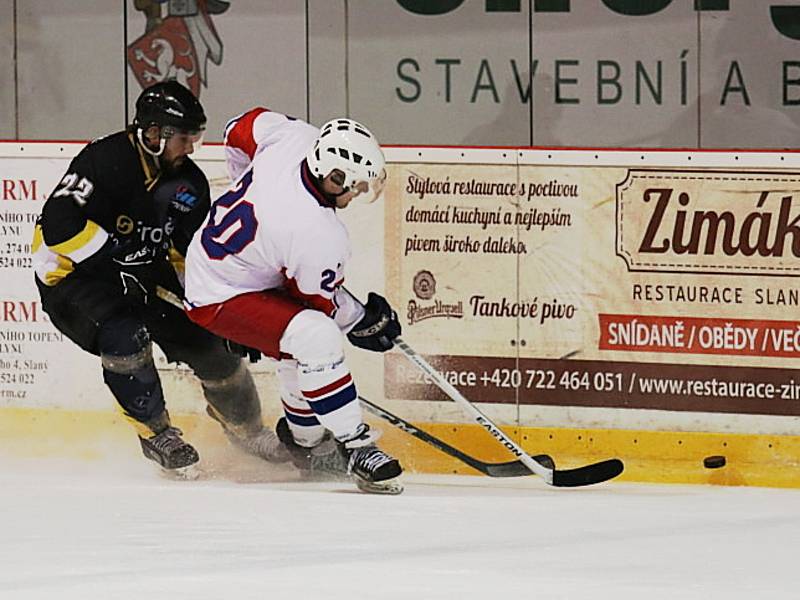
top-left (116, 215), bottom-right (135, 235)
top-left (126, 0), bottom-right (230, 97)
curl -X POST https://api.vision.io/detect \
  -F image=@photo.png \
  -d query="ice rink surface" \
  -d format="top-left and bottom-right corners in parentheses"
top-left (1, 456), bottom-right (798, 600)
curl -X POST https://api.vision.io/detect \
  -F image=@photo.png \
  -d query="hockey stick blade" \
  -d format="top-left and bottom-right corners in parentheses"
top-left (393, 337), bottom-right (624, 487)
top-left (360, 396), bottom-right (555, 477)
top-left (551, 458), bottom-right (624, 487)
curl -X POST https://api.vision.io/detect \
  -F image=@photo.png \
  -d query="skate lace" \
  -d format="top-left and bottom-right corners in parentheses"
top-left (348, 446), bottom-right (393, 474)
top-left (150, 427), bottom-right (186, 454)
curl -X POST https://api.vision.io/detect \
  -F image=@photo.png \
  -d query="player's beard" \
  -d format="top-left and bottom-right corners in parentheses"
top-left (316, 187), bottom-right (340, 208)
top-left (160, 154), bottom-right (185, 175)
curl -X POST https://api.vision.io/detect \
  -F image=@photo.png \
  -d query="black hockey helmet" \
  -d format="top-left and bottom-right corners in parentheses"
top-left (134, 80), bottom-right (206, 135)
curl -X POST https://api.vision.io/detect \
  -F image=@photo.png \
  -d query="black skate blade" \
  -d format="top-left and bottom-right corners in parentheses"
top-left (355, 477), bottom-right (404, 495)
top-left (551, 458), bottom-right (624, 487)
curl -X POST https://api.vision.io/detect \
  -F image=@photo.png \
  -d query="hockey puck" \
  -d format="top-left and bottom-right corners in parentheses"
top-left (703, 455), bottom-right (726, 469)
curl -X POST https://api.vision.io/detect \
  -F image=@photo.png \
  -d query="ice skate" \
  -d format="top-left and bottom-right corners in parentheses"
top-left (275, 417), bottom-right (349, 479)
top-left (207, 406), bottom-right (291, 463)
top-left (139, 425), bottom-right (200, 479)
top-left (225, 426), bottom-right (292, 463)
top-left (339, 424), bottom-right (403, 495)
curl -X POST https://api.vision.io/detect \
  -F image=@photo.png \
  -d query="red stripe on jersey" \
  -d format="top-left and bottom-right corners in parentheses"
top-left (225, 107), bottom-right (269, 160)
top-left (281, 400), bottom-right (315, 415)
top-left (302, 373), bottom-right (353, 399)
top-left (283, 274), bottom-right (336, 316)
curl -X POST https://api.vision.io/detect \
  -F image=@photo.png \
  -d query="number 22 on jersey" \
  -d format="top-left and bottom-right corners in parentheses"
top-left (201, 170), bottom-right (258, 260)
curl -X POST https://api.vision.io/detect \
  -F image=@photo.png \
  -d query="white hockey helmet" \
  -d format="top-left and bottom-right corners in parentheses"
top-left (307, 118), bottom-right (386, 193)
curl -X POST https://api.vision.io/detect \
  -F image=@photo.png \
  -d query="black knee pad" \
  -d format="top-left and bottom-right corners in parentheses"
top-left (98, 317), bottom-right (165, 423)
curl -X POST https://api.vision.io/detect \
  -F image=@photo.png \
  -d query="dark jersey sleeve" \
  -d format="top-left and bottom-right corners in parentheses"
top-left (38, 147), bottom-right (110, 263)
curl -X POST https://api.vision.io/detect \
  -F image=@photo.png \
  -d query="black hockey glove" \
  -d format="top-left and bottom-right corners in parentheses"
top-left (225, 339), bottom-right (263, 363)
top-left (347, 292), bottom-right (402, 353)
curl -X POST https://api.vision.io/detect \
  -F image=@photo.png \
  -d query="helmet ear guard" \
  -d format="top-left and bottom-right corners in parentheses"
top-left (307, 118), bottom-right (386, 198)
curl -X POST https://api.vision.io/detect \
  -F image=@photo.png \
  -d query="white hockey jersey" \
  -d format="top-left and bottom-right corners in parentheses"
top-left (184, 108), bottom-right (364, 329)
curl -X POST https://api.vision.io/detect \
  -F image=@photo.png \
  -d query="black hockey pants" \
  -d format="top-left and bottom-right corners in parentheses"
top-left (35, 272), bottom-right (246, 425)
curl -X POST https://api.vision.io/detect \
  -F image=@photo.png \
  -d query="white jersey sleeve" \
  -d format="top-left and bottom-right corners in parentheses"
top-left (332, 287), bottom-right (366, 332)
top-left (223, 107), bottom-right (303, 182)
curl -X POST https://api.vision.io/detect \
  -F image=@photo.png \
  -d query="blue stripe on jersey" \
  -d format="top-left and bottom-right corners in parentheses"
top-left (306, 383), bottom-right (357, 415)
top-left (223, 116), bottom-right (240, 141)
top-left (284, 411), bottom-right (321, 427)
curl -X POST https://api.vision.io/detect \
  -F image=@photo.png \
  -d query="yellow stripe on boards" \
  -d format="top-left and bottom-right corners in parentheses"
top-left (375, 422), bottom-right (800, 489)
top-left (1, 407), bottom-right (798, 488)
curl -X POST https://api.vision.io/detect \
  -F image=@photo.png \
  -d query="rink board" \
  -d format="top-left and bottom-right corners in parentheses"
top-left (2, 143), bottom-right (800, 487)
top-left (0, 406), bottom-right (798, 488)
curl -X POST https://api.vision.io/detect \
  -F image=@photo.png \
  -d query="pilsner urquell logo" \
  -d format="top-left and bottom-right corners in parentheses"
top-left (408, 270), bottom-right (463, 324)
top-left (616, 169), bottom-right (800, 276)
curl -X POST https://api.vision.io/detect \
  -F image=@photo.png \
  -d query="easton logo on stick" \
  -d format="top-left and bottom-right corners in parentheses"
top-left (476, 416), bottom-right (524, 457)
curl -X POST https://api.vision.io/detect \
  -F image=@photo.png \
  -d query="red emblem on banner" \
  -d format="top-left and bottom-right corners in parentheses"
top-left (127, 17), bottom-right (201, 96)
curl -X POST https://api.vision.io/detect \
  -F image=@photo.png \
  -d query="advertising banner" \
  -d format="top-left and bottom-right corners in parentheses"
top-left (0, 156), bottom-right (88, 408)
top-left (349, 1), bottom-right (800, 148)
top-left (385, 160), bottom-right (800, 417)
top-left (7, 2), bottom-right (800, 148)
top-left (0, 146), bottom-right (233, 411)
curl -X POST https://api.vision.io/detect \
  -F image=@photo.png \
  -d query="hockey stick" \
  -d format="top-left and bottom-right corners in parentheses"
top-left (154, 286), bottom-right (555, 477)
top-left (359, 395), bottom-right (555, 477)
top-left (159, 285), bottom-right (619, 485)
top-left (394, 337), bottom-right (624, 487)
top-left (155, 285), bottom-right (184, 308)
top-left (153, 285), bottom-right (546, 478)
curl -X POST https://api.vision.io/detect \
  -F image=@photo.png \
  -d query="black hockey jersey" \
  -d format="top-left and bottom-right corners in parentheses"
top-left (32, 130), bottom-right (210, 287)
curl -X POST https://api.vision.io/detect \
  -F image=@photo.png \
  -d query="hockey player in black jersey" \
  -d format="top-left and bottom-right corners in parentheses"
top-left (31, 81), bottom-right (290, 474)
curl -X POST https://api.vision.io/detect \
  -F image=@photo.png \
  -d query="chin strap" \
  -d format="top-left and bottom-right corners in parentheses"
top-left (137, 127), bottom-right (166, 157)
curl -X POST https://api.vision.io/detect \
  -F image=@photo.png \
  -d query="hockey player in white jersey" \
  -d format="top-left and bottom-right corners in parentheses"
top-left (184, 108), bottom-right (402, 494)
